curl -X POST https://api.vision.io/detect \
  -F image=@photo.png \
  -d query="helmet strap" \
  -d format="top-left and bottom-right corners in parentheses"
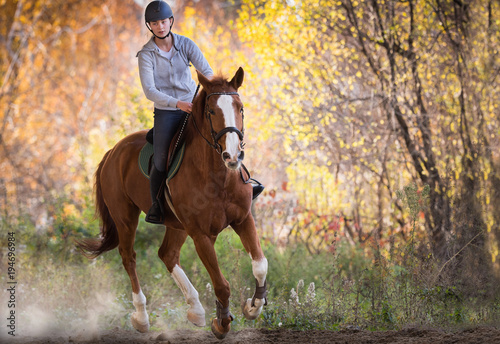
top-left (146, 17), bottom-right (174, 40)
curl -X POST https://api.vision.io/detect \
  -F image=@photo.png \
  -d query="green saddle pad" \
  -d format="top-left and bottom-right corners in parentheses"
top-left (138, 142), bottom-right (186, 182)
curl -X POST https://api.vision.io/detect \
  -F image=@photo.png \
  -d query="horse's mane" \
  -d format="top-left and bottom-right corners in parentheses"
top-left (204, 74), bottom-right (228, 88)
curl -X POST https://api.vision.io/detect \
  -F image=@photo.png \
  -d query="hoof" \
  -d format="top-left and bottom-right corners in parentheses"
top-left (211, 318), bottom-right (231, 340)
top-left (187, 307), bottom-right (206, 327)
top-left (131, 312), bottom-right (150, 333)
top-left (241, 298), bottom-right (263, 321)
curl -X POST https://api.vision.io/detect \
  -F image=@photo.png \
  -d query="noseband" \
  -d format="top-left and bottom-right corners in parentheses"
top-left (195, 91), bottom-right (245, 154)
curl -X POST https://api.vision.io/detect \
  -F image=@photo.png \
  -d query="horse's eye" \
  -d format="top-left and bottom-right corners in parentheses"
top-left (209, 109), bottom-right (215, 116)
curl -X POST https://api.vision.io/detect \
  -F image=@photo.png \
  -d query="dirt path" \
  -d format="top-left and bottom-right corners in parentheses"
top-left (8, 326), bottom-right (500, 344)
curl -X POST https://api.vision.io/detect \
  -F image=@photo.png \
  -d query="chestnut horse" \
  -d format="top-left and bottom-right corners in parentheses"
top-left (78, 68), bottom-right (268, 339)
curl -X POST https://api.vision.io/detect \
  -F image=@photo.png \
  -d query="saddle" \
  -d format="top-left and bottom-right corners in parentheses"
top-left (139, 128), bottom-right (186, 181)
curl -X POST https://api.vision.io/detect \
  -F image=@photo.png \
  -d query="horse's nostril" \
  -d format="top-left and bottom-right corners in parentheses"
top-left (222, 152), bottom-right (231, 161)
top-left (238, 151), bottom-right (245, 161)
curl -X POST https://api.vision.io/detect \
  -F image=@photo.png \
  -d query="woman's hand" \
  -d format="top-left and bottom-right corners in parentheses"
top-left (176, 101), bottom-right (192, 113)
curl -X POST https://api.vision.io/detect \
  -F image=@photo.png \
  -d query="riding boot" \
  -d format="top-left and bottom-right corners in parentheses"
top-left (146, 166), bottom-right (167, 224)
top-left (251, 181), bottom-right (265, 200)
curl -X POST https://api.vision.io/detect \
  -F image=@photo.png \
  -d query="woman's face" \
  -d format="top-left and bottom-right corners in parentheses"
top-left (149, 18), bottom-right (173, 37)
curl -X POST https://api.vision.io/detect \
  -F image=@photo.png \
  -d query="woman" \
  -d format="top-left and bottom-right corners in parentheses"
top-left (137, 1), bottom-right (264, 224)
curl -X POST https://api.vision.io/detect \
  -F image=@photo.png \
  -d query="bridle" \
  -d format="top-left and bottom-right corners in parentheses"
top-left (189, 88), bottom-right (258, 185)
top-left (193, 91), bottom-right (245, 155)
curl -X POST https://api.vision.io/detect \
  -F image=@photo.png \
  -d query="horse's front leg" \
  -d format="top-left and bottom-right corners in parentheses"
top-left (191, 233), bottom-right (233, 339)
top-left (232, 215), bottom-right (268, 320)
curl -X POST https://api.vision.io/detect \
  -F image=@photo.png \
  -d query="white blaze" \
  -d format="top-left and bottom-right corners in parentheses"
top-left (217, 95), bottom-right (240, 159)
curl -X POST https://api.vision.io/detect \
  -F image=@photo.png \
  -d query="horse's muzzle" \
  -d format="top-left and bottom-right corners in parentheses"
top-left (223, 150), bottom-right (244, 170)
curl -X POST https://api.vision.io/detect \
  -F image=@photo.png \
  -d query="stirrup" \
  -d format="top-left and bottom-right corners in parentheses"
top-left (252, 183), bottom-right (265, 200)
top-left (145, 201), bottom-right (164, 224)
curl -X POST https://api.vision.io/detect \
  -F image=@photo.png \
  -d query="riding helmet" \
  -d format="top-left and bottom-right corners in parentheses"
top-left (145, 0), bottom-right (173, 23)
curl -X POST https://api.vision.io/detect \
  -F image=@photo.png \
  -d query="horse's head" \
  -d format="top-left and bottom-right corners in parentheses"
top-left (196, 67), bottom-right (246, 171)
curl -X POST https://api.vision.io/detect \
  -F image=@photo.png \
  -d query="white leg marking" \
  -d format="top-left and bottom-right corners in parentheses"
top-left (243, 257), bottom-right (268, 320)
top-left (172, 265), bottom-right (206, 327)
top-left (131, 290), bottom-right (150, 332)
top-left (217, 95), bottom-right (240, 158)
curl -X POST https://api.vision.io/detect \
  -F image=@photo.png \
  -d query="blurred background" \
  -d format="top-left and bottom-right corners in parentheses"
top-left (1, 0), bottom-right (499, 337)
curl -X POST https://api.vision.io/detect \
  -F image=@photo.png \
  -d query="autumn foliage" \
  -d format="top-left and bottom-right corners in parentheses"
top-left (1, 0), bottom-right (500, 286)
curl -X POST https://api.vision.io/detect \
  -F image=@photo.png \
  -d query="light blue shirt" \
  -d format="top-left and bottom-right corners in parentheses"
top-left (137, 33), bottom-right (213, 110)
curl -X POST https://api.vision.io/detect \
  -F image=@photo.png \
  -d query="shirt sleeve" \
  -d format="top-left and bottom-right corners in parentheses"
top-left (137, 51), bottom-right (179, 108)
top-left (186, 38), bottom-right (214, 78)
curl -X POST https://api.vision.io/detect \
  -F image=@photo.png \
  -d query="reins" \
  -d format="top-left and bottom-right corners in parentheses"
top-left (167, 84), bottom-right (200, 169)
top-left (164, 84), bottom-right (201, 224)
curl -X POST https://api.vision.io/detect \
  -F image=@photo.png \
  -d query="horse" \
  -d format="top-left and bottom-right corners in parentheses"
top-left (77, 67), bottom-right (268, 339)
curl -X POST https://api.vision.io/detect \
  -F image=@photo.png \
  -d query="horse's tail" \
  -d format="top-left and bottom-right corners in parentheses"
top-left (76, 150), bottom-right (120, 258)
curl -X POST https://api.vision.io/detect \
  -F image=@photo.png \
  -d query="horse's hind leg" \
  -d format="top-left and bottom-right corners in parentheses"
top-left (232, 216), bottom-right (268, 320)
top-left (112, 207), bottom-right (150, 332)
top-left (158, 228), bottom-right (206, 327)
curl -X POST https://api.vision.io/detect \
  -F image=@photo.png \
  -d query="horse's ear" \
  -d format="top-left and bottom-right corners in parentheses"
top-left (229, 67), bottom-right (244, 90)
top-left (197, 70), bottom-right (211, 89)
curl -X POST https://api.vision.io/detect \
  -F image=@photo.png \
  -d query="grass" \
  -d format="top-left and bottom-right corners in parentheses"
top-left (1, 189), bottom-right (499, 337)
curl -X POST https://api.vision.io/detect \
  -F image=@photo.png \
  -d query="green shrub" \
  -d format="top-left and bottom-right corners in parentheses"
top-left (2, 195), bottom-right (499, 336)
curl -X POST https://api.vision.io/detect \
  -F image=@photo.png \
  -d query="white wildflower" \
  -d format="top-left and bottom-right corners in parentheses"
top-left (297, 279), bottom-right (304, 291)
top-left (290, 287), bottom-right (300, 305)
top-left (306, 282), bottom-right (316, 303)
